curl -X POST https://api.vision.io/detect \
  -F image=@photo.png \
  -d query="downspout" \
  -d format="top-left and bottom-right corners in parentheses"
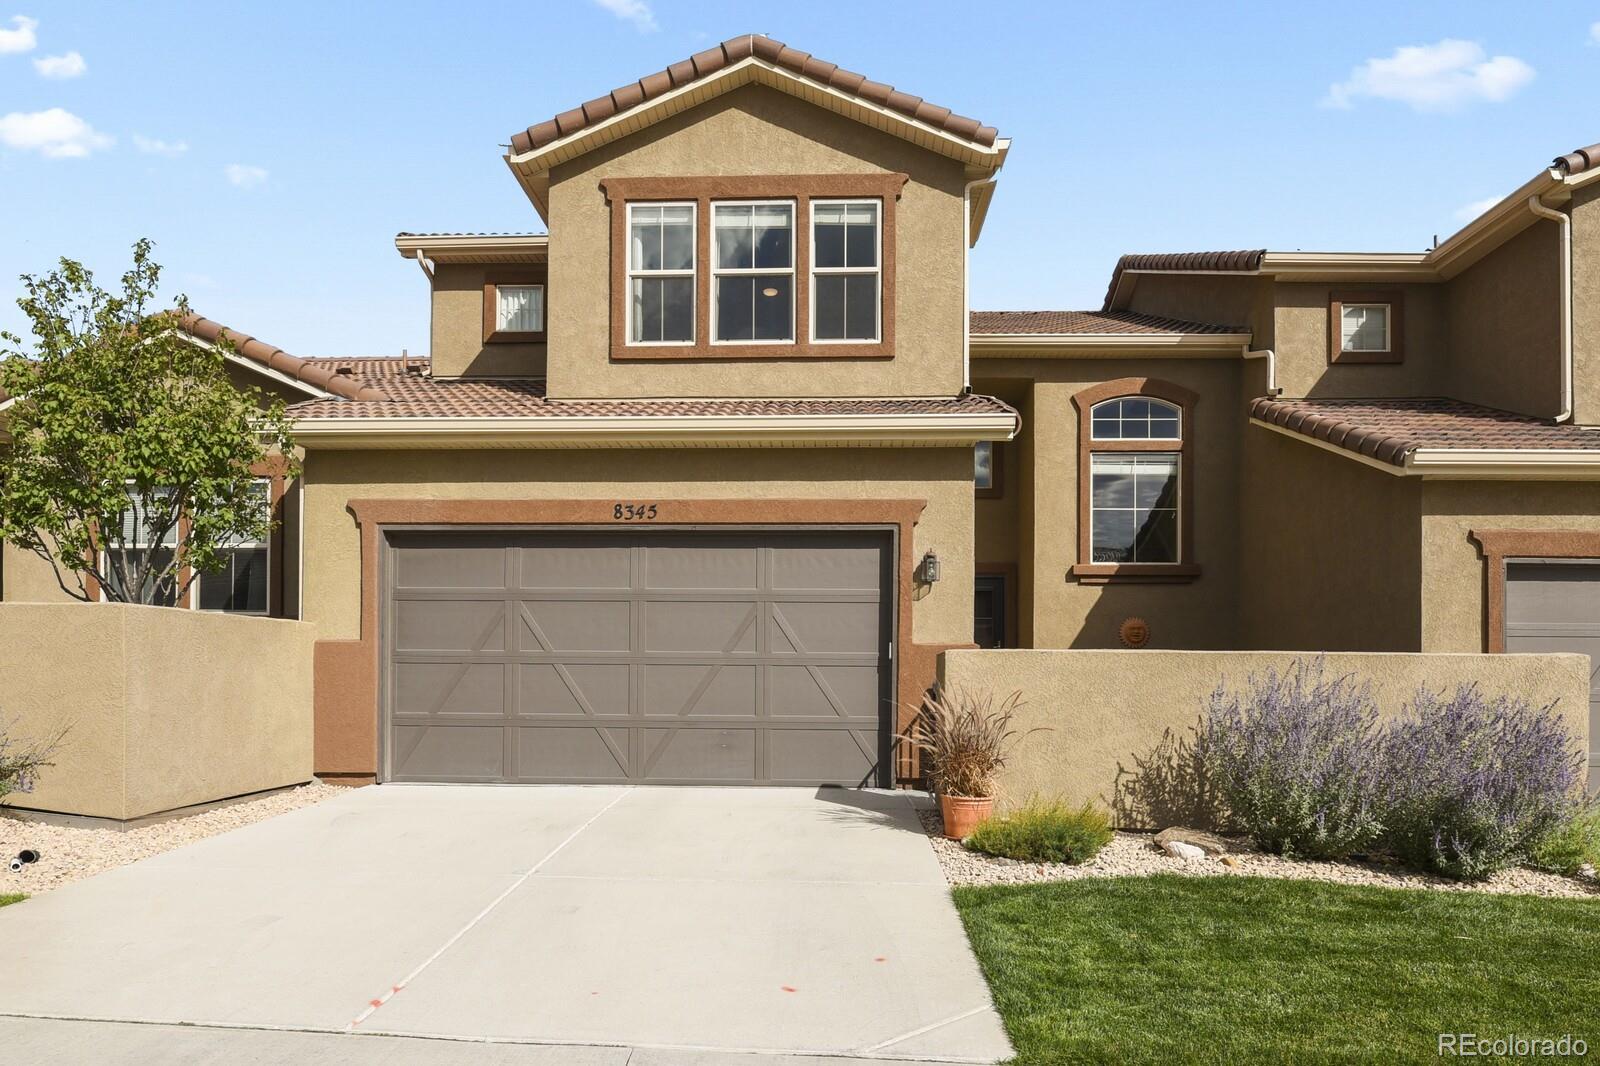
top-left (1527, 191), bottom-right (1574, 423)
top-left (1242, 346), bottom-right (1279, 396)
top-left (412, 248), bottom-right (435, 281)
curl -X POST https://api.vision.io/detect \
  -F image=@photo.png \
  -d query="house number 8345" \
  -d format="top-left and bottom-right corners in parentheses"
top-left (613, 503), bottom-right (658, 520)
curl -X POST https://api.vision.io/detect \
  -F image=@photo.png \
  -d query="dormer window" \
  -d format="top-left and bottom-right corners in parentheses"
top-left (496, 284), bottom-right (544, 334)
top-left (483, 272), bottom-right (549, 344)
top-left (1329, 290), bottom-right (1404, 365)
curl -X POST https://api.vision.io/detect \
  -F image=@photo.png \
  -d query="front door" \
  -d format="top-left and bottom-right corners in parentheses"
top-left (974, 573), bottom-right (1007, 649)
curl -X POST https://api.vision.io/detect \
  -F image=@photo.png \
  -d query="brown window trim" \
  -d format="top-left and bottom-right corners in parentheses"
top-left (1471, 529), bottom-right (1600, 652)
top-left (976, 440), bottom-right (1003, 499)
top-left (483, 270), bottom-right (548, 344)
top-left (600, 174), bottom-right (906, 362)
top-left (1068, 377), bottom-right (1200, 585)
top-left (1329, 289), bottom-right (1403, 365)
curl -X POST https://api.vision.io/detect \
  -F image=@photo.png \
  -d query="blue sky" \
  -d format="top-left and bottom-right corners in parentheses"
top-left (2, 1), bottom-right (1598, 355)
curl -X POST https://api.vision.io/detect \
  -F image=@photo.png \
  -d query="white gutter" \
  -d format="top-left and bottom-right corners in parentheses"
top-left (1242, 347), bottom-right (1279, 396)
top-left (290, 411), bottom-right (1021, 449)
top-left (1406, 448), bottom-right (1600, 479)
top-left (972, 332), bottom-right (1251, 352)
top-left (412, 248), bottom-right (436, 281)
top-left (1527, 189), bottom-right (1574, 423)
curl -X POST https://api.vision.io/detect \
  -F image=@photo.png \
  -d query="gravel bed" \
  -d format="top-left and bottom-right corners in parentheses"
top-left (0, 780), bottom-right (344, 897)
top-left (918, 809), bottom-right (1600, 900)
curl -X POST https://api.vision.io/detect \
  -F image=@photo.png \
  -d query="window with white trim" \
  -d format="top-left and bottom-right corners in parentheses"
top-left (628, 203), bottom-right (695, 344)
top-left (198, 480), bottom-right (270, 615)
top-left (495, 284), bottom-right (544, 334)
top-left (713, 201), bottom-right (794, 342)
top-left (1088, 397), bottom-right (1181, 564)
top-left (811, 200), bottom-right (880, 341)
top-left (1339, 303), bottom-right (1389, 353)
top-left (103, 486), bottom-right (178, 606)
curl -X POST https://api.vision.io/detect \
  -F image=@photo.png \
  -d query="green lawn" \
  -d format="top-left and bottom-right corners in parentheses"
top-left (953, 875), bottom-right (1599, 1065)
top-left (0, 893), bottom-right (24, 908)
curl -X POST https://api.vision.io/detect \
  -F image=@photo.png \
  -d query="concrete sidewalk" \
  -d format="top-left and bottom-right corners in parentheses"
top-left (0, 785), bottom-right (1010, 1064)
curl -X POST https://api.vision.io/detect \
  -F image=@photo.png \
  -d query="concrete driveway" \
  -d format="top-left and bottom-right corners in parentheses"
top-left (0, 785), bottom-right (1011, 1065)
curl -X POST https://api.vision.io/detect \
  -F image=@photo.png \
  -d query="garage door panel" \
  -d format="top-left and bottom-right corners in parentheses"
top-left (1506, 562), bottom-right (1600, 789)
top-left (518, 663), bottom-right (631, 718)
top-left (643, 727), bottom-right (757, 781)
top-left (518, 600), bottom-right (632, 653)
top-left (514, 726), bottom-right (630, 780)
top-left (395, 600), bottom-right (506, 653)
top-left (768, 664), bottom-right (879, 721)
top-left (642, 664), bottom-right (759, 718)
top-left (387, 532), bottom-right (888, 785)
top-left (771, 601), bottom-right (881, 655)
top-left (643, 601), bottom-right (759, 654)
top-left (518, 544), bottom-right (632, 590)
top-left (643, 545), bottom-right (760, 590)
top-left (392, 723), bottom-right (506, 781)
top-left (393, 662), bottom-right (507, 718)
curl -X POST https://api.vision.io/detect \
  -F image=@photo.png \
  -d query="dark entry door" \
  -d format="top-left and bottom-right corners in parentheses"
top-left (974, 573), bottom-right (1007, 649)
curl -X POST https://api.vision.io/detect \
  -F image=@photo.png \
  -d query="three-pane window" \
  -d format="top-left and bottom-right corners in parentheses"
top-left (495, 284), bottom-right (544, 334)
top-left (812, 200), bottom-right (880, 341)
top-left (1087, 398), bottom-right (1182, 564)
top-left (628, 203), bottom-right (695, 344)
top-left (713, 202), bottom-right (794, 342)
top-left (1339, 303), bottom-right (1389, 352)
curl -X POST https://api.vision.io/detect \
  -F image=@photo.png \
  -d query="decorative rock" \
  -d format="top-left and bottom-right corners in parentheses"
top-left (1220, 855), bottom-right (1242, 869)
top-left (1162, 840), bottom-right (1207, 861)
top-left (1153, 826), bottom-right (1229, 856)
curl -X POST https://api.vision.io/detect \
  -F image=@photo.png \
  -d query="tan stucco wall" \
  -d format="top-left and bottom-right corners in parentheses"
top-left (940, 648), bottom-right (1590, 822)
top-left (2, 539), bottom-right (78, 603)
top-left (972, 357), bottom-right (1243, 649)
top-left (1568, 183), bottom-right (1600, 424)
top-left (1446, 221), bottom-right (1561, 419)
top-left (1271, 281), bottom-right (1446, 400)
top-left (1239, 426), bottom-right (1422, 651)
top-left (1421, 480), bottom-right (1600, 652)
top-left (430, 263), bottom-right (547, 379)
top-left (0, 604), bottom-right (314, 820)
top-left (1124, 274), bottom-right (1270, 338)
top-left (299, 446), bottom-right (975, 647)
top-left (544, 83), bottom-right (968, 399)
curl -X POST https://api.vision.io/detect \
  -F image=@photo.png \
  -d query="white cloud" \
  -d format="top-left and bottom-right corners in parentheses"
top-left (1590, 21), bottom-right (1600, 45)
top-left (32, 49), bottom-right (84, 78)
top-left (1454, 196), bottom-right (1503, 222)
top-left (591, 0), bottom-right (657, 32)
top-left (0, 107), bottom-right (112, 158)
top-left (0, 14), bottom-right (37, 54)
top-left (1324, 39), bottom-right (1534, 112)
top-left (133, 134), bottom-right (187, 156)
top-left (224, 163), bottom-right (268, 188)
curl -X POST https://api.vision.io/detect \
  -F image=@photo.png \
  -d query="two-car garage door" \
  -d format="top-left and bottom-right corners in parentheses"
top-left (383, 531), bottom-right (891, 786)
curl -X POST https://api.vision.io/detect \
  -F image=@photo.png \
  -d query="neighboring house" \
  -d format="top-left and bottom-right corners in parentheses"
top-left (3, 34), bottom-right (1597, 787)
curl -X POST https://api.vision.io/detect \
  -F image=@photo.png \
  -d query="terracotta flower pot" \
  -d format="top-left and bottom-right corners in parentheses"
top-left (939, 794), bottom-right (994, 840)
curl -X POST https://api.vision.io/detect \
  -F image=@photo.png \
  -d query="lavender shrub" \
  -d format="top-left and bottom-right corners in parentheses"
top-left (1201, 659), bottom-right (1385, 859)
top-left (1383, 685), bottom-right (1584, 881)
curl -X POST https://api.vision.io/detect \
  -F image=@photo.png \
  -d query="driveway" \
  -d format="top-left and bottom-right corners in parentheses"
top-left (0, 785), bottom-right (1011, 1064)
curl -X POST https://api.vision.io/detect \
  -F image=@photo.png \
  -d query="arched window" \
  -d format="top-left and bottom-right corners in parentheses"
top-left (1070, 378), bottom-right (1199, 582)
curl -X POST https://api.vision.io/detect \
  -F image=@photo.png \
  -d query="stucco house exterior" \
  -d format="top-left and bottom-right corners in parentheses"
top-left (4, 34), bottom-right (1599, 790)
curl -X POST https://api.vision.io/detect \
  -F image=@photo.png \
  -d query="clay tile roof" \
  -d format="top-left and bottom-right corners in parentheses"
top-left (508, 33), bottom-right (999, 156)
top-left (970, 309), bottom-right (1244, 336)
top-left (1553, 141), bottom-right (1600, 176)
top-left (299, 356), bottom-right (430, 382)
top-left (1249, 397), bottom-right (1600, 467)
top-left (178, 314), bottom-right (389, 402)
top-left (287, 377), bottom-right (1016, 422)
top-left (1102, 249), bottom-right (1267, 310)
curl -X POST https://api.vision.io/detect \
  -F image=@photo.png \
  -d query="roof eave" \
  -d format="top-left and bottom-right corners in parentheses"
top-left (394, 233), bottom-right (549, 263)
top-left (971, 332), bottom-right (1252, 356)
top-left (1406, 448), bottom-right (1600, 479)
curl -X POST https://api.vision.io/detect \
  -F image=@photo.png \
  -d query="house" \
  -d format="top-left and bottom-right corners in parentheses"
top-left (3, 34), bottom-right (1597, 789)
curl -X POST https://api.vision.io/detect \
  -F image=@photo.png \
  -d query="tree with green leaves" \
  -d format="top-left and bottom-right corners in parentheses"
top-left (0, 239), bottom-right (297, 604)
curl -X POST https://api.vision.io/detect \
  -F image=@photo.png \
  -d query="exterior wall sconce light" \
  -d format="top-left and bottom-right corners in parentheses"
top-left (918, 550), bottom-right (941, 584)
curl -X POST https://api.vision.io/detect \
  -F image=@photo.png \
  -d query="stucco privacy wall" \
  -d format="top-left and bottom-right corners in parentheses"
top-left (1421, 480), bottom-right (1600, 651)
top-left (545, 83), bottom-right (968, 399)
top-left (939, 648), bottom-right (1590, 823)
top-left (431, 263), bottom-right (548, 380)
top-left (0, 604), bottom-right (314, 821)
top-left (1239, 425), bottom-right (1422, 651)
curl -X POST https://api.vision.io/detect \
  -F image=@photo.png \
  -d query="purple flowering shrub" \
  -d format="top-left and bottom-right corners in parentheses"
top-left (1201, 659), bottom-right (1386, 859)
top-left (1383, 685), bottom-right (1584, 881)
top-left (0, 716), bottom-right (62, 805)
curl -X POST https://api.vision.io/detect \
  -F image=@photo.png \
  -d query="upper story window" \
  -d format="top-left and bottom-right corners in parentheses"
top-left (812, 201), bottom-right (880, 342)
top-left (1069, 378), bottom-right (1200, 583)
top-left (713, 202), bottom-right (794, 343)
top-left (495, 284), bottom-right (544, 334)
top-left (628, 202), bottom-right (695, 344)
top-left (601, 174), bottom-right (906, 361)
top-left (1329, 290), bottom-right (1404, 365)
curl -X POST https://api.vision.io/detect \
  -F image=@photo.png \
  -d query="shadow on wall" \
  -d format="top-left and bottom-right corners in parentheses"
top-left (1109, 718), bottom-right (1233, 832)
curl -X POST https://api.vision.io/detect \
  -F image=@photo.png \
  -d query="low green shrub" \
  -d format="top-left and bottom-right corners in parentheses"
top-left (965, 800), bottom-right (1113, 864)
top-left (1529, 803), bottom-right (1600, 877)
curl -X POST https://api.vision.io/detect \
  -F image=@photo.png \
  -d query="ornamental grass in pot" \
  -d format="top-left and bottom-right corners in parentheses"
top-left (900, 686), bottom-right (1035, 839)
